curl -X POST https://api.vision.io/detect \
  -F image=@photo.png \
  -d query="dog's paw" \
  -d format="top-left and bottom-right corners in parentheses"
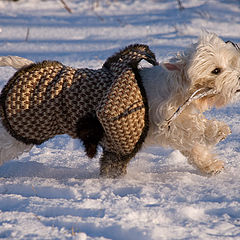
top-left (205, 121), bottom-right (231, 145)
top-left (217, 124), bottom-right (231, 142)
top-left (202, 160), bottom-right (224, 175)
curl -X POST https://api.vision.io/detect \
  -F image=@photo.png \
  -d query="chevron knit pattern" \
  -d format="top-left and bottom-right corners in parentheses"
top-left (0, 61), bottom-right (113, 143)
top-left (0, 44), bottom-right (157, 177)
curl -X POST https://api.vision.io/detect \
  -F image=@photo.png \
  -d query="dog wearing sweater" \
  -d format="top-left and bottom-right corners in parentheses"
top-left (0, 32), bottom-right (239, 177)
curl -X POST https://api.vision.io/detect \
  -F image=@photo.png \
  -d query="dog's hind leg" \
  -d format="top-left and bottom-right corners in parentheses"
top-left (76, 114), bottom-right (104, 159)
top-left (99, 151), bottom-right (130, 178)
top-left (0, 122), bottom-right (33, 166)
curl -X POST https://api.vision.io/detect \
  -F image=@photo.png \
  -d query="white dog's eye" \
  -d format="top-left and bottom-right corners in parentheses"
top-left (211, 68), bottom-right (221, 75)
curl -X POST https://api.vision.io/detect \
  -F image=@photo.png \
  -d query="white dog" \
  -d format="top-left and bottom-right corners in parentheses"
top-left (141, 32), bottom-right (240, 174)
top-left (0, 32), bottom-right (239, 176)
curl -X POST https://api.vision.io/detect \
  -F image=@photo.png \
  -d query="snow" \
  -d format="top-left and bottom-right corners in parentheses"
top-left (0, 0), bottom-right (240, 239)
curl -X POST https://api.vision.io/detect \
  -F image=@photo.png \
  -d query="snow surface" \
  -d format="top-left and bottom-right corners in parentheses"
top-left (0, 0), bottom-right (240, 239)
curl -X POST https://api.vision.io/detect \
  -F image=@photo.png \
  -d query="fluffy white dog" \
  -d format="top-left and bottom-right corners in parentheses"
top-left (141, 32), bottom-right (240, 174)
top-left (0, 32), bottom-right (239, 176)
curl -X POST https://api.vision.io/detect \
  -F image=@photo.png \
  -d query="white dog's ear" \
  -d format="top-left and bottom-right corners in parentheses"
top-left (163, 62), bottom-right (181, 71)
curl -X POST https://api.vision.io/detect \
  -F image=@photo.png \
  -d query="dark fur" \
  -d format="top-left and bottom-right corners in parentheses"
top-left (76, 114), bottom-right (104, 158)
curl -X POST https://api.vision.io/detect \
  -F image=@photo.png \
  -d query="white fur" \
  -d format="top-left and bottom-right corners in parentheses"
top-left (0, 124), bottom-right (33, 165)
top-left (0, 56), bottom-right (33, 70)
top-left (0, 56), bottom-right (33, 165)
top-left (141, 32), bottom-right (240, 174)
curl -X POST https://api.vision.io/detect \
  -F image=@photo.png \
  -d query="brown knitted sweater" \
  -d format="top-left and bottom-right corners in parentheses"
top-left (0, 44), bottom-right (157, 161)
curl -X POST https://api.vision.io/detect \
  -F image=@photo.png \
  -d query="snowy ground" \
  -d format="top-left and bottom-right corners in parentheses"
top-left (0, 0), bottom-right (240, 239)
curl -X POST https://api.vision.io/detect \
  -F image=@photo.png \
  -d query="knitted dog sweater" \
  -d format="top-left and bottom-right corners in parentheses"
top-left (0, 44), bottom-right (157, 169)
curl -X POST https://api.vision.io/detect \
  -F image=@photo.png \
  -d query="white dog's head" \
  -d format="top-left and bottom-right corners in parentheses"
top-left (164, 32), bottom-right (240, 111)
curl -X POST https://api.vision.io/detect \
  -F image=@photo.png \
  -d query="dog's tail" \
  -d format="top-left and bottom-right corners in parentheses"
top-left (0, 56), bottom-right (34, 165)
top-left (0, 56), bottom-right (34, 70)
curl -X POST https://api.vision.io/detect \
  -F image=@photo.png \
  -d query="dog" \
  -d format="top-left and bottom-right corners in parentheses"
top-left (0, 32), bottom-right (239, 177)
top-left (141, 32), bottom-right (240, 174)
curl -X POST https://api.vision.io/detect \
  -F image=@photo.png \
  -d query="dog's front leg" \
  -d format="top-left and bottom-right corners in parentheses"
top-left (204, 119), bottom-right (231, 145)
top-left (183, 118), bottom-right (231, 174)
top-left (169, 114), bottom-right (225, 174)
top-left (99, 151), bottom-right (130, 178)
top-left (181, 145), bottom-right (224, 174)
